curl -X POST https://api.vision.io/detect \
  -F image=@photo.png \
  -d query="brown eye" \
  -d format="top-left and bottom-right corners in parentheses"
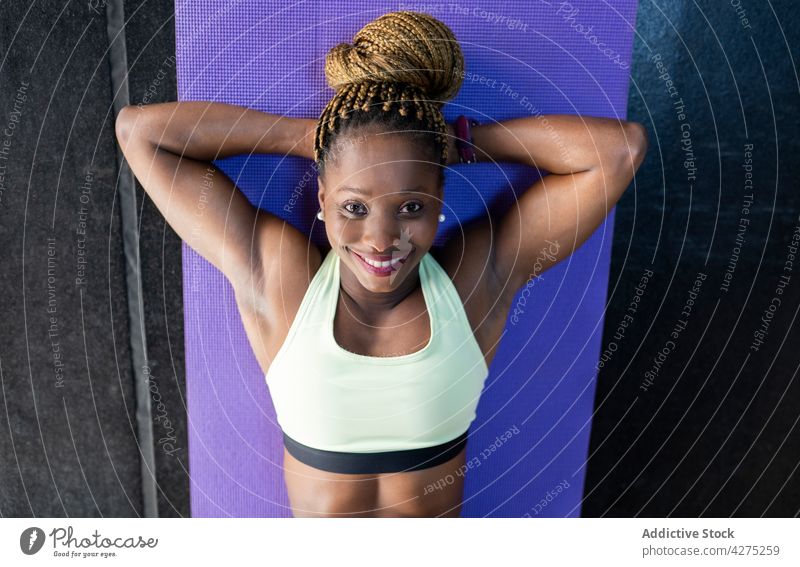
top-left (343, 202), bottom-right (366, 216)
top-left (401, 202), bottom-right (423, 214)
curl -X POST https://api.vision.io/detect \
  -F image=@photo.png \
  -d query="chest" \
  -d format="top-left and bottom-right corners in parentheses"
top-left (332, 290), bottom-right (432, 358)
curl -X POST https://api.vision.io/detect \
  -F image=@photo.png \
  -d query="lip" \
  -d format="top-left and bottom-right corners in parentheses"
top-left (351, 249), bottom-right (411, 277)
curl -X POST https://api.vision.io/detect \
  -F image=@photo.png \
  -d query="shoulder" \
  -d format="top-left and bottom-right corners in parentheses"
top-left (268, 241), bottom-right (327, 320)
top-left (239, 232), bottom-right (326, 331)
top-left (430, 216), bottom-right (498, 291)
top-left (232, 232), bottom-right (325, 374)
top-left (428, 216), bottom-right (503, 331)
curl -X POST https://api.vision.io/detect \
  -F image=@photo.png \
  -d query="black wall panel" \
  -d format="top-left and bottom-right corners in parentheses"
top-left (585, 0), bottom-right (800, 516)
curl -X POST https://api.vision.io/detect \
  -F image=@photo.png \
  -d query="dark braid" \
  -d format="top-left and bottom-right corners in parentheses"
top-left (314, 11), bottom-right (464, 178)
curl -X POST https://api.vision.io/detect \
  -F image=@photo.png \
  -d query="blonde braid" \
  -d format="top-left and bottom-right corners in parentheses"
top-left (314, 11), bottom-right (464, 169)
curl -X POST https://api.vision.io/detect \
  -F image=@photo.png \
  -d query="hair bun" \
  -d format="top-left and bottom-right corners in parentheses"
top-left (324, 11), bottom-right (464, 103)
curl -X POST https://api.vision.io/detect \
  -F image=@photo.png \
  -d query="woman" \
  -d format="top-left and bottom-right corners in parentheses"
top-left (115, 11), bottom-right (648, 517)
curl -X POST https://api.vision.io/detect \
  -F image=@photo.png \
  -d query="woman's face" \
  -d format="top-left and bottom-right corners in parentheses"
top-left (317, 130), bottom-right (443, 293)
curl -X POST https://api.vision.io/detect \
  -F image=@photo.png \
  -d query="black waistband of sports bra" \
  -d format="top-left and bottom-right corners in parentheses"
top-left (282, 430), bottom-right (469, 474)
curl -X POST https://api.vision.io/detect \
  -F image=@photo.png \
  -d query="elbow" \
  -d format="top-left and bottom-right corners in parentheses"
top-left (623, 121), bottom-right (649, 170)
top-left (114, 105), bottom-right (133, 147)
top-left (114, 104), bottom-right (143, 148)
top-left (595, 121), bottom-right (648, 175)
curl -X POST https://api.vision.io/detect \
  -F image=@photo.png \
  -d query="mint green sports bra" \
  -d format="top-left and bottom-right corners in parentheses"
top-left (265, 248), bottom-right (490, 454)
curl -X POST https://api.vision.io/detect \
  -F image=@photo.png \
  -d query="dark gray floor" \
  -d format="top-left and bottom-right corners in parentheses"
top-left (0, 1), bottom-right (186, 517)
top-left (585, 0), bottom-right (800, 516)
top-left (0, 3), bottom-right (142, 516)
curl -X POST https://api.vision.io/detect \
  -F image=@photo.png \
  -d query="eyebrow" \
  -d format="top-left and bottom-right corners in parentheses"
top-left (339, 185), bottom-right (428, 196)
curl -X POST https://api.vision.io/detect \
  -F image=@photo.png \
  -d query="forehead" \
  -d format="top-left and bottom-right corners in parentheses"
top-left (326, 132), bottom-right (440, 195)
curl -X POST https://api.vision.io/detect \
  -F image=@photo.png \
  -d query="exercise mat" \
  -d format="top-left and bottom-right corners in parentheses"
top-left (175, 0), bottom-right (638, 517)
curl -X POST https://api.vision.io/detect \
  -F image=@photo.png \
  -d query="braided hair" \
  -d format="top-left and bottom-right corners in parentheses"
top-left (314, 11), bottom-right (464, 181)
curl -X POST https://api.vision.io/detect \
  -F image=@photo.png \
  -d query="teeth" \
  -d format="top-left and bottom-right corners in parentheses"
top-left (359, 252), bottom-right (408, 268)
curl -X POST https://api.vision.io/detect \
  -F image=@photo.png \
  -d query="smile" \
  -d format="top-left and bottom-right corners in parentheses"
top-left (351, 249), bottom-right (412, 276)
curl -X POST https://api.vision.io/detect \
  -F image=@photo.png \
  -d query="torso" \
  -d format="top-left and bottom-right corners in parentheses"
top-left (236, 225), bottom-right (515, 517)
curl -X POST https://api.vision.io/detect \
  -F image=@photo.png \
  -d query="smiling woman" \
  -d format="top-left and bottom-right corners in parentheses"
top-left (115, 8), bottom-right (646, 518)
top-left (269, 11), bottom-right (494, 517)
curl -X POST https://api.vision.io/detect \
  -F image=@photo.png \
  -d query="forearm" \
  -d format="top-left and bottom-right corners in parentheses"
top-left (460, 114), bottom-right (640, 174)
top-left (120, 101), bottom-right (317, 160)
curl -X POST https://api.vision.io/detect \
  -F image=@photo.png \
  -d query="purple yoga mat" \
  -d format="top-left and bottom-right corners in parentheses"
top-left (175, 0), bottom-right (638, 517)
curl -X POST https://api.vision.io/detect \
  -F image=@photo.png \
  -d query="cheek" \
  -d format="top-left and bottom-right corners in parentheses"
top-left (327, 216), bottom-right (361, 242)
top-left (325, 216), bottom-right (372, 247)
top-left (413, 218), bottom-right (438, 240)
top-left (394, 218), bottom-right (438, 247)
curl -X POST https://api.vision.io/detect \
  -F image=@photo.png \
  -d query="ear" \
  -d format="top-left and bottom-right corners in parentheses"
top-left (317, 177), bottom-right (326, 211)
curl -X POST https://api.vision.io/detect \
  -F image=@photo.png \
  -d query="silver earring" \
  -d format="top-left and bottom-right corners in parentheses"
top-left (317, 210), bottom-right (324, 221)
top-left (438, 213), bottom-right (445, 223)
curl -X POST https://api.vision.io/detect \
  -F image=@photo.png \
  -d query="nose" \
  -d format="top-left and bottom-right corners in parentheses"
top-left (361, 211), bottom-right (399, 254)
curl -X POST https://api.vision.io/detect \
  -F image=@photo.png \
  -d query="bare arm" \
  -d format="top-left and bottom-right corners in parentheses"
top-left (114, 101), bottom-right (317, 300)
top-left (447, 114), bottom-right (648, 294)
top-left (119, 101), bottom-right (317, 160)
